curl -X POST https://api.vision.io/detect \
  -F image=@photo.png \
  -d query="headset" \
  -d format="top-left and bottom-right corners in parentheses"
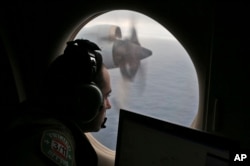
top-left (46, 39), bottom-right (104, 123)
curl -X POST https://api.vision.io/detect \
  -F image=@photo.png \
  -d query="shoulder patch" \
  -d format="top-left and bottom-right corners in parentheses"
top-left (41, 130), bottom-right (74, 166)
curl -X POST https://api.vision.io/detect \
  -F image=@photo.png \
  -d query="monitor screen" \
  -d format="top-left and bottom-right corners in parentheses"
top-left (115, 109), bottom-right (237, 166)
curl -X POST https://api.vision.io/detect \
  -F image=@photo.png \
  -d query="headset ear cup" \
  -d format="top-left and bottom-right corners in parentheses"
top-left (73, 83), bottom-right (103, 123)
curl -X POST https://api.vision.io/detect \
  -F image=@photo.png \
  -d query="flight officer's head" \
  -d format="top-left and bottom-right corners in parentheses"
top-left (40, 39), bottom-right (112, 132)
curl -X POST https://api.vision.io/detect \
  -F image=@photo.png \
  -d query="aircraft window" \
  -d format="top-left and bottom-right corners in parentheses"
top-left (74, 10), bottom-right (199, 151)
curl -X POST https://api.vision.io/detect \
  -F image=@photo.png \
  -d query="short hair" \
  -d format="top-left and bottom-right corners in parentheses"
top-left (39, 39), bottom-right (105, 109)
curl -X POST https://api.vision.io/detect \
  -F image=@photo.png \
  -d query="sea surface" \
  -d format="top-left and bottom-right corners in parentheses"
top-left (91, 37), bottom-right (199, 150)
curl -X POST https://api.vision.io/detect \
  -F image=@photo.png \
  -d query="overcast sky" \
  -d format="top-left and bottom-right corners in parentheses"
top-left (82, 10), bottom-right (176, 40)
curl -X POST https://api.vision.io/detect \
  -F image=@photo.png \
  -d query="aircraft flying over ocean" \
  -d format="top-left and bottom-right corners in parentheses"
top-left (1, 1), bottom-right (248, 165)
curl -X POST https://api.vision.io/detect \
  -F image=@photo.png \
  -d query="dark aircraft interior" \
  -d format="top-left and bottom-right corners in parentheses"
top-left (1, 0), bottom-right (249, 165)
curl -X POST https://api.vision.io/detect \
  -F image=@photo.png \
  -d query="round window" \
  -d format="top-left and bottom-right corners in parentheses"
top-left (74, 10), bottom-right (199, 150)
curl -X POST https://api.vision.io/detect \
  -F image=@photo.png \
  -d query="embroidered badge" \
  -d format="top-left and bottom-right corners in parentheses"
top-left (41, 130), bottom-right (73, 166)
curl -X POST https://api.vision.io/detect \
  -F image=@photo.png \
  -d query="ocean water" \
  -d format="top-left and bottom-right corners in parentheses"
top-left (91, 37), bottom-right (199, 150)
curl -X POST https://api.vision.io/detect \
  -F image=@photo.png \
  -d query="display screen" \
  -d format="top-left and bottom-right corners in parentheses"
top-left (115, 109), bottom-right (237, 166)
